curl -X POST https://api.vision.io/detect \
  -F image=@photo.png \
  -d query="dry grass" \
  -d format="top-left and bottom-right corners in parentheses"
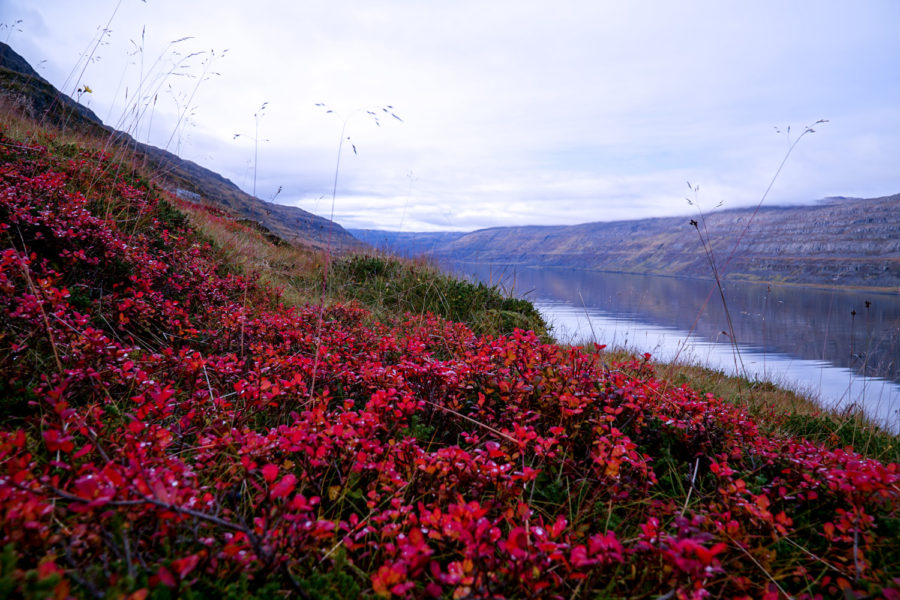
top-left (175, 199), bottom-right (326, 306)
top-left (591, 346), bottom-right (900, 464)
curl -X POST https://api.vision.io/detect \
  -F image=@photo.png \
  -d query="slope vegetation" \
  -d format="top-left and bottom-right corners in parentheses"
top-left (1, 111), bottom-right (899, 599)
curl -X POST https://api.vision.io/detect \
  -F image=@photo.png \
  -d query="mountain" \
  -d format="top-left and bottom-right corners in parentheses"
top-left (348, 229), bottom-right (467, 255)
top-left (0, 41), bottom-right (362, 252)
top-left (360, 195), bottom-right (900, 290)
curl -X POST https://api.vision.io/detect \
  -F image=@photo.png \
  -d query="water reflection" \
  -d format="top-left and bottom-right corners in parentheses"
top-left (454, 263), bottom-right (900, 430)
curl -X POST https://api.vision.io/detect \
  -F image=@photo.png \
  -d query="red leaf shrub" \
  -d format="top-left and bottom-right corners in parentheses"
top-left (0, 128), bottom-right (898, 598)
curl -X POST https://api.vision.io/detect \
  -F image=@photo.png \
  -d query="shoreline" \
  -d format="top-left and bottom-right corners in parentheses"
top-left (446, 260), bottom-right (900, 295)
top-left (585, 342), bottom-right (900, 440)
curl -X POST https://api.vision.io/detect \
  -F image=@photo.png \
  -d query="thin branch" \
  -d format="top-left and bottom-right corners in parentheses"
top-left (680, 457), bottom-right (700, 517)
top-left (422, 399), bottom-right (520, 446)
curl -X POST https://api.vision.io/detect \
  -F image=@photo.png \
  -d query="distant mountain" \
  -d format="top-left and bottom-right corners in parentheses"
top-left (0, 42), bottom-right (363, 252)
top-left (348, 229), bottom-right (467, 256)
top-left (360, 196), bottom-right (900, 290)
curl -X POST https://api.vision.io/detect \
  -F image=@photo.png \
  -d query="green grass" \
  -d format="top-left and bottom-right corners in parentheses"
top-left (324, 254), bottom-right (549, 338)
top-left (594, 346), bottom-right (900, 464)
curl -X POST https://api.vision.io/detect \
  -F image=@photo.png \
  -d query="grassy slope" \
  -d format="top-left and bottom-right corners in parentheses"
top-left (1, 117), bottom-right (899, 600)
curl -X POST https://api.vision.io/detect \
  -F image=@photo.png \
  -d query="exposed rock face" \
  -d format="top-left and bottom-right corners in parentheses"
top-left (358, 196), bottom-right (900, 290)
top-left (0, 42), bottom-right (363, 252)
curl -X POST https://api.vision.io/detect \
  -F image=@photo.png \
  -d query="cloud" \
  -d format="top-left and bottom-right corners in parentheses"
top-left (3, 0), bottom-right (899, 232)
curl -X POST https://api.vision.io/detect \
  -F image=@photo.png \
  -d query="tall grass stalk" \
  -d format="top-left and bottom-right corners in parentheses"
top-left (163, 48), bottom-right (222, 153)
top-left (686, 182), bottom-right (747, 380)
top-left (672, 121), bottom-right (827, 385)
top-left (52, 0), bottom-right (123, 135)
top-left (307, 103), bottom-right (403, 404)
top-left (721, 121), bottom-right (827, 272)
top-left (233, 102), bottom-right (267, 198)
top-left (113, 32), bottom-right (201, 143)
top-left (1, 19), bottom-right (23, 44)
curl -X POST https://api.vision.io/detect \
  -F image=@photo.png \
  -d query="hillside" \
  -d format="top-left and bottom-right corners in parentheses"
top-left (358, 196), bottom-right (900, 290)
top-left (2, 114), bottom-right (900, 600)
top-left (0, 41), bottom-right (362, 252)
top-left (2, 40), bottom-right (900, 600)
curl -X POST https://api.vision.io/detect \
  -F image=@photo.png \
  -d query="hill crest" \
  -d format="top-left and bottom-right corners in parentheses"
top-left (0, 41), bottom-right (362, 252)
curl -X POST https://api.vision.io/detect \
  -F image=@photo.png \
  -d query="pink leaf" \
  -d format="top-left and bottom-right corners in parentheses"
top-left (261, 463), bottom-right (279, 484)
top-left (270, 473), bottom-right (297, 499)
top-left (157, 566), bottom-right (176, 588)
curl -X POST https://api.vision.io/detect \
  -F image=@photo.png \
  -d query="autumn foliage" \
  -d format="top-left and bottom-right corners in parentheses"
top-left (1, 128), bottom-right (899, 599)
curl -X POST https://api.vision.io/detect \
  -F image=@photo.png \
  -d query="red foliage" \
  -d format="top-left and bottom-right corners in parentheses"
top-left (1, 130), bottom-right (899, 598)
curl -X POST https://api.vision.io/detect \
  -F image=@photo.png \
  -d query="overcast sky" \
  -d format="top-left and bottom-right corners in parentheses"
top-left (3, 1), bottom-right (899, 231)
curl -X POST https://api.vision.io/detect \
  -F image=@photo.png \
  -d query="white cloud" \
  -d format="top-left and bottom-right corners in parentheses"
top-left (2, 0), bottom-right (899, 231)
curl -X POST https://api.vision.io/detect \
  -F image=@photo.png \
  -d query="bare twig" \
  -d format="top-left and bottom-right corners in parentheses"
top-left (680, 457), bottom-right (700, 516)
top-left (729, 536), bottom-right (794, 599)
top-left (422, 399), bottom-right (520, 445)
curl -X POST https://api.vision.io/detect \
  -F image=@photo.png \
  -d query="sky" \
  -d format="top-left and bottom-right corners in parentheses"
top-left (2, 1), bottom-right (899, 232)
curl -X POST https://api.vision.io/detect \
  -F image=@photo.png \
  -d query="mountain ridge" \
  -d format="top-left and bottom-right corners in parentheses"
top-left (353, 193), bottom-right (900, 290)
top-left (0, 41), bottom-right (362, 252)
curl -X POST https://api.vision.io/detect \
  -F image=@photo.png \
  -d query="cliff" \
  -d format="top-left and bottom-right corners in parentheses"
top-left (358, 195), bottom-right (900, 290)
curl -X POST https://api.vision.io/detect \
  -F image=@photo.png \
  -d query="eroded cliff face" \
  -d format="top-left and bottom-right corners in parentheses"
top-left (360, 195), bottom-right (900, 290)
top-left (710, 196), bottom-right (899, 288)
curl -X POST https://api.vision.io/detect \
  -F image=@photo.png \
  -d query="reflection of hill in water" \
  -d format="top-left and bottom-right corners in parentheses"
top-left (456, 264), bottom-right (900, 383)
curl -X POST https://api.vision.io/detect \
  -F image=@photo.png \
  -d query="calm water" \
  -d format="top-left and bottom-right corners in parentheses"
top-left (454, 264), bottom-right (900, 431)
